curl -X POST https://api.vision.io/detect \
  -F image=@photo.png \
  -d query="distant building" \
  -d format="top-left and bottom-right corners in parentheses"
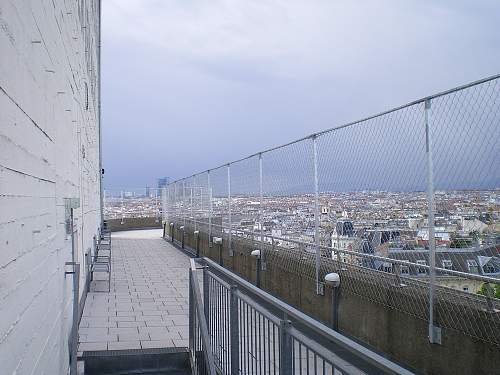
top-left (157, 177), bottom-right (170, 189)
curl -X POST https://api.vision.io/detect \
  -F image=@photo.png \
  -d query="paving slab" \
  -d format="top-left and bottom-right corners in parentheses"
top-left (78, 229), bottom-right (190, 352)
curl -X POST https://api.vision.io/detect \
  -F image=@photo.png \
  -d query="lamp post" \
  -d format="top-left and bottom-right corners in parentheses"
top-left (324, 273), bottom-right (341, 331)
top-left (251, 249), bottom-right (261, 288)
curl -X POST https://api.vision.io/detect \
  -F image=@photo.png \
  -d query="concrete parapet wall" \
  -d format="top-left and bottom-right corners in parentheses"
top-left (106, 217), bottom-right (162, 232)
top-left (167, 221), bottom-right (500, 375)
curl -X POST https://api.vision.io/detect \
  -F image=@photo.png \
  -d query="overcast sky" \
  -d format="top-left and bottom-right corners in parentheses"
top-left (101, 0), bottom-right (500, 190)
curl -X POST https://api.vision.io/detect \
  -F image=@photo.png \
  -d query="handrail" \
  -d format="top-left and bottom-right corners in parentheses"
top-left (201, 256), bottom-right (415, 375)
top-left (189, 258), bottom-right (217, 375)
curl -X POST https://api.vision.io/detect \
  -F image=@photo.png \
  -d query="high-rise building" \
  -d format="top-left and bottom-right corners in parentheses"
top-left (0, 2), bottom-right (101, 374)
top-left (157, 176), bottom-right (170, 189)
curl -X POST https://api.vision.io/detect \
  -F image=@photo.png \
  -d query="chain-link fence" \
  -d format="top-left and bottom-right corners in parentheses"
top-left (164, 75), bottom-right (500, 347)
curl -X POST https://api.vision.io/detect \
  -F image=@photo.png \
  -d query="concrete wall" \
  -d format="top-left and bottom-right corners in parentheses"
top-left (105, 217), bottom-right (162, 232)
top-left (0, 1), bottom-right (101, 374)
top-left (168, 221), bottom-right (500, 375)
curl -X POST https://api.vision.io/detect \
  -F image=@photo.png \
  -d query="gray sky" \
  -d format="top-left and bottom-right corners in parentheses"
top-left (102, 0), bottom-right (500, 190)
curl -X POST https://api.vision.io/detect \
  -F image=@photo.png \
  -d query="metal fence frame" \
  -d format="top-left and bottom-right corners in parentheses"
top-left (168, 74), bottom-right (500, 346)
top-left (197, 256), bottom-right (414, 375)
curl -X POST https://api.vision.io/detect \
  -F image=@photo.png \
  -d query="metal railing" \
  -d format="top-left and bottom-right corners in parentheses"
top-left (193, 256), bottom-right (414, 375)
top-left (166, 75), bottom-right (500, 347)
top-left (189, 259), bottom-right (217, 375)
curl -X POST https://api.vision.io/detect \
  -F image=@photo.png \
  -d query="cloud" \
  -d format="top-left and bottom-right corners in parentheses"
top-left (101, 0), bottom-right (500, 187)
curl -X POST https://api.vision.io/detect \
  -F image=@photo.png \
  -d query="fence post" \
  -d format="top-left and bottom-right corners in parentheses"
top-left (312, 135), bottom-right (321, 295)
top-left (259, 153), bottom-right (266, 270)
top-left (279, 319), bottom-right (293, 375)
top-left (120, 190), bottom-right (124, 225)
top-left (190, 179), bottom-right (194, 232)
top-left (229, 285), bottom-right (240, 374)
top-left (228, 163), bottom-right (233, 256)
top-left (183, 179), bottom-right (186, 227)
top-left (424, 98), bottom-right (441, 345)
top-left (208, 170), bottom-right (213, 248)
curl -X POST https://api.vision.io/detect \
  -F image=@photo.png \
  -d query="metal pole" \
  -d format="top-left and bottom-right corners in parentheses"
top-left (313, 135), bottom-right (321, 295)
top-left (70, 263), bottom-right (80, 375)
top-left (190, 181), bottom-right (194, 231)
top-left (188, 269), bottom-right (194, 351)
top-left (182, 180), bottom-right (186, 227)
top-left (425, 99), bottom-right (441, 344)
top-left (120, 190), bottom-right (124, 225)
top-left (193, 176), bottom-right (197, 233)
top-left (259, 153), bottom-right (265, 270)
top-left (155, 188), bottom-right (158, 222)
top-left (203, 267), bottom-right (210, 322)
top-left (227, 164), bottom-right (233, 256)
top-left (208, 171), bottom-right (213, 247)
top-left (279, 319), bottom-right (293, 375)
top-left (98, 0), bottom-right (103, 231)
top-left (229, 285), bottom-right (240, 374)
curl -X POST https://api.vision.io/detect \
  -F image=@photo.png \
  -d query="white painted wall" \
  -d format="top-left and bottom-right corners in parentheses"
top-left (0, 1), bottom-right (101, 374)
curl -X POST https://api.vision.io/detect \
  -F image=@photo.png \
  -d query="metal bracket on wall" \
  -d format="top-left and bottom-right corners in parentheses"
top-left (429, 324), bottom-right (442, 345)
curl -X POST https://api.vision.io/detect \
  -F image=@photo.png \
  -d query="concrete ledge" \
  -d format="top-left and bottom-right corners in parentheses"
top-left (105, 217), bottom-right (162, 232)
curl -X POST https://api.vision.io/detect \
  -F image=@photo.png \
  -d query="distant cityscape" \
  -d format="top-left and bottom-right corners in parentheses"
top-left (105, 187), bottom-right (500, 293)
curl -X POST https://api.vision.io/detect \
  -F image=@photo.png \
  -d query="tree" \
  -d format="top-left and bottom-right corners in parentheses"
top-left (477, 283), bottom-right (500, 299)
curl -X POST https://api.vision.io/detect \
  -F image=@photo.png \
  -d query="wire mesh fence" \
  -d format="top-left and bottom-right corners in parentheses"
top-left (165, 75), bottom-right (500, 347)
top-left (103, 188), bottom-right (162, 220)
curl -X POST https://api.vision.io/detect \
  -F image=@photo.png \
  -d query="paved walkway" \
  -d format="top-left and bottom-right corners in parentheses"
top-left (78, 229), bottom-right (190, 353)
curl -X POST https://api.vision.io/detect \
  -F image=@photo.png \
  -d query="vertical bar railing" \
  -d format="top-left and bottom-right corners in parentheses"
top-left (227, 164), bottom-right (233, 256)
top-left (189, 261), bottom-right (217, 375)
top-left (312, 135), bottom-right (321, 294)
top-left (424, 98), bottom-right (440, 344)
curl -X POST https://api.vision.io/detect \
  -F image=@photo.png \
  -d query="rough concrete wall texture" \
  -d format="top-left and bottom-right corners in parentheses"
top-left (0, 1), bottom-right (101, 374)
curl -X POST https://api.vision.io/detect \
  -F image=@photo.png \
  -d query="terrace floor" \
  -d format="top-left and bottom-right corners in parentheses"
top-left (78, 229), bottom-right (190, 353)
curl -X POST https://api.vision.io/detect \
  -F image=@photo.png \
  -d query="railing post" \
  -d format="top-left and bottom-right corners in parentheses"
top-left (188, 268), bottom-right (194, 352)
top-left (228, 163), bottom-right (233, 256)
top-left (424, 98), bottom-right (441, 345)
top-left (279, 319), bottom-right (293, 375)
top-left (312, 135), bottom-right (321, 295)
top-left (203, 267), bottom-right (210, 323)
top-left (65, 262), bottom-right (80, 375)
top-left (229, 285), bottom-right (240, 374)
